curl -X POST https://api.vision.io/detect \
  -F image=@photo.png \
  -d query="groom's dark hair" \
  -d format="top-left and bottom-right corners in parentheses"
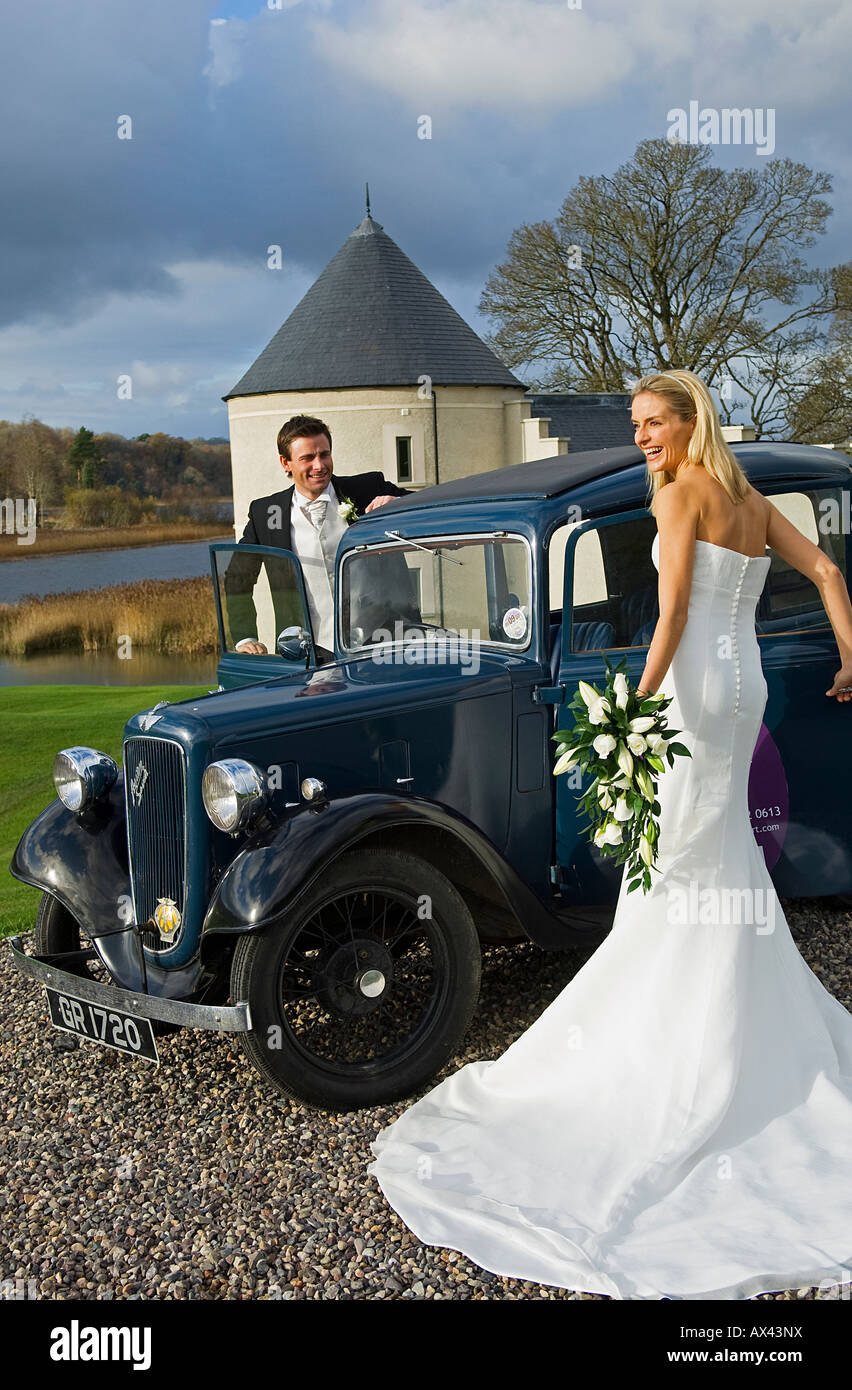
top-left (277, 415), bottom-right (332, 460)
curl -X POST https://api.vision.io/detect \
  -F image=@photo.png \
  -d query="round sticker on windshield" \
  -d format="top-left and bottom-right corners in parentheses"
top-left (502, 606), bottom-right (527, 641)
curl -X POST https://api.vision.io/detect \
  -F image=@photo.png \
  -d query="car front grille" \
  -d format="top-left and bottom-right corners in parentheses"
top-left (124, 736), bottom-right (187, 952)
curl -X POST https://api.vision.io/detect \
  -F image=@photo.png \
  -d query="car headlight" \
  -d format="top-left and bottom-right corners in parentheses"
top-left (202, 759), bottom-right (268, 833)
top-left (53, 747), bottom-right (118, 813)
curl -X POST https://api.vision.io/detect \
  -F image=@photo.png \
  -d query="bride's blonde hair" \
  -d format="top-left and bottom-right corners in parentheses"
top-left (630, 369), bottom-right (750, 516)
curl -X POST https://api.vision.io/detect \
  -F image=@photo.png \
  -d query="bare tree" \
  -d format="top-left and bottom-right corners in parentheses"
top-left (772, 264), bottom-right (852, 444)
top-left (480, 138), bottom-right (841, 436)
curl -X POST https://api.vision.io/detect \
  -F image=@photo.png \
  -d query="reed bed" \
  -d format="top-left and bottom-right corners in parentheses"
top-left (0, 522), bottom-right (230, 559)
top-left (0, 576), bottom-right (218, 656)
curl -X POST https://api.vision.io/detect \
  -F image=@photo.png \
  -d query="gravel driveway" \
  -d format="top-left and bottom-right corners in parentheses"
top-left (2, 896), bottom-right (850, 1302)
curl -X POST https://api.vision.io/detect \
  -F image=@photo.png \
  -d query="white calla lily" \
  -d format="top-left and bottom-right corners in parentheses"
top-left (588, 699), bottom-right (611, 726)
top-left (613, 795), bottom-right (634, 822)
top-left (616, 743), bottom-right (634, 779)
top-left (592, 733), bottom-right (617, 758)
top-left (613, 672), bottom-right (630, 709)
top-left (635, 765), bottom-right (655, 801)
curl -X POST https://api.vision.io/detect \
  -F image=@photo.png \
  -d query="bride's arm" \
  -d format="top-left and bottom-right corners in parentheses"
top-left (765, 499), bottom-right (852, 702)
top-left (636, 483), bottom-right (698, 696)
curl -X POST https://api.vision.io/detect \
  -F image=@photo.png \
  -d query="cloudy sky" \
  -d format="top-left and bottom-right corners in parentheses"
top-left (1, 0), bottom-right (849, 439)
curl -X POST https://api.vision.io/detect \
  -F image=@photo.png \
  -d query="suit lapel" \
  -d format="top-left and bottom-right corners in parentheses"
top-left (277, 483), bottom-right (295, 551)
top-left (331, 476), bottom-right (353, 525)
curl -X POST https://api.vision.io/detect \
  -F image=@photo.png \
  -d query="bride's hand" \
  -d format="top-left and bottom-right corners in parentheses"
top-left (826, 662), bottom-right (852, 702)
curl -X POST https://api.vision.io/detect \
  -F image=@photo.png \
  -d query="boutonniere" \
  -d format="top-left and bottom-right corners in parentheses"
top-left (338, 497), bottom-right (359, 523)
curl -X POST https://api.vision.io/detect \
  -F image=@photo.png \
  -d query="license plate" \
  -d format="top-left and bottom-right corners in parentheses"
top-left (44, 987), bottom-right (159, 1064)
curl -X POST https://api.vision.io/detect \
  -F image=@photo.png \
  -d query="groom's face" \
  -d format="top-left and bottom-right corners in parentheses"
top-left (280, 433), bottom-right (333, 499)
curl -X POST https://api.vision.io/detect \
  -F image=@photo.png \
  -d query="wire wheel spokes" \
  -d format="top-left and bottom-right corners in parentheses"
top-left (277, 886), bottom-right (446, 1071)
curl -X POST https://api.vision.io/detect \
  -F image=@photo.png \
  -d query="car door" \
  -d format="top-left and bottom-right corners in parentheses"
top-left (550, 508), bottom-right (658, 904)
top-left (752, 478), bottom-right (852, 896)
top-left (550, 484), bottom-right (852, 906)
top-left (210, 542), bottom-right (318, 689)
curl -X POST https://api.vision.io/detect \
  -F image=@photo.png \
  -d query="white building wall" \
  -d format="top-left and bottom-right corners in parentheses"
top-left (226, 384), bottom-right (529, 535)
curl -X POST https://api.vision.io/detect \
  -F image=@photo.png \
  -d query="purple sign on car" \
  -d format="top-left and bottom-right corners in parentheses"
top-left (747, 723), bottom-right (789, 869)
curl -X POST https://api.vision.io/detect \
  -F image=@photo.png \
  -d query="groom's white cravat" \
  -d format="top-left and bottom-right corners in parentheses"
top-left (290, 484), bottom-right (347, 651)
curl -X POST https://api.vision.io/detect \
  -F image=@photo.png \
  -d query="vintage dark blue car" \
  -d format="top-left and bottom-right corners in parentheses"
top-left (7, 442), bottom-right (852, 1109)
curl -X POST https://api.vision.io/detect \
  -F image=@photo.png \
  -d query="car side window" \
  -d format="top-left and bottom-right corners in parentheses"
top-left (759, 488), bottom-right (848, 635)
top-left (550, 516), bottom-right (659, 653)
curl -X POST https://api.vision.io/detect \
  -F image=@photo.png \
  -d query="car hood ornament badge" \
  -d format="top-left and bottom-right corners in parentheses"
top-left (139, 700), bottom-right (170, 731)
top-left (129, 762), bottom-right (149, 805)
top-left (152, 897), bottom-right (181, 942)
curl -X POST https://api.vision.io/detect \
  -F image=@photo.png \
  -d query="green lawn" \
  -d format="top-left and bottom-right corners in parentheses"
top-left (0, 685), bottom-right (207, 937)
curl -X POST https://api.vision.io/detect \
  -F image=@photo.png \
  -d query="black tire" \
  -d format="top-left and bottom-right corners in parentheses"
top-left (230, 847), bottom-right (482, 1110)
top-left (33, 893), bottom-right (111, 983)
top-left (32, 892), bottom-right (178, 1036)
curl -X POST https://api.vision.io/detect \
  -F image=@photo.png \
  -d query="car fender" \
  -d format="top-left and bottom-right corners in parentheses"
top-left (201, 790), bottom-right (569, 949)
top-left (9, 780), bottom-right (206, 995)
top-left (11, 780), bottom-right (132, 937)
top-left (8, 779), bottom-right (153, 987)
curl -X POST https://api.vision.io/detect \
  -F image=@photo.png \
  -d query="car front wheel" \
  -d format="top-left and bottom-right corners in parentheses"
top-left (33, 892), bottom-right (111, 983)
top-left (32, 892), bottom-right (178, 1036)
top-left (229, 847), bottom-right (482, 1110)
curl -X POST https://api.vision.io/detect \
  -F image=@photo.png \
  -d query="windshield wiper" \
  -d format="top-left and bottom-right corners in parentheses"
top-left (383, 530), bottom-right (464, 566)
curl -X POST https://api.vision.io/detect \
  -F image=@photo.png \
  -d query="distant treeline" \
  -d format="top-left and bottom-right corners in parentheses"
top-left (0, 417), bottom-right (232, 513)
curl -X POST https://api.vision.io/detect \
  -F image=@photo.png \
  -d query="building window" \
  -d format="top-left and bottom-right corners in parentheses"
top-left (396, 436), bottom-right (413, 483)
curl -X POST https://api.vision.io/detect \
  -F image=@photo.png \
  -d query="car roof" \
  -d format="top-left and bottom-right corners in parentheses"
top-left (376, 442), bottom-right (852, 516)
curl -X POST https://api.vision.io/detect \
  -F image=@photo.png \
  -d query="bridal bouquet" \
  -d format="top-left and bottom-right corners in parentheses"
top-left (552, 657), bottom-right (691, 894)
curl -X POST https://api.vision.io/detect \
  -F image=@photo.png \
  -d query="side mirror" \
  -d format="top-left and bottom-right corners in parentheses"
top-left (276, 626), bottom-right (314, 664)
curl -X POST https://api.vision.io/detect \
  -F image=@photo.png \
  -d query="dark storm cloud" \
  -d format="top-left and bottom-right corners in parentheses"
top-left (0, 0), bottom-right (849, 437)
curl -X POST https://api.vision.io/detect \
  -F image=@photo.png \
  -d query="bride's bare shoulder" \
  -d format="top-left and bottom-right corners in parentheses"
top-left (653, 478), bottom-right (701, 541)
top-left (655, 472), bottom-right (701, 515)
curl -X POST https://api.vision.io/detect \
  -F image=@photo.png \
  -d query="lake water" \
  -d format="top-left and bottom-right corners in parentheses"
top-left (0, 650), bottom-right (218, 687)
top-left (0, 537), bottom-right (230, 604)
top-left (0, 536), bottom-right (228, 686)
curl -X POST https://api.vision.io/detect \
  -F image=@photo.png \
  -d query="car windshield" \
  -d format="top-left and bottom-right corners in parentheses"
top-left (340, 533), bottom-right (532, 653)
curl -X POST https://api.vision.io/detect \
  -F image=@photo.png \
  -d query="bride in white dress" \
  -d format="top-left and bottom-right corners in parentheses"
top-left (367, 369), bottom-right (852, 1301)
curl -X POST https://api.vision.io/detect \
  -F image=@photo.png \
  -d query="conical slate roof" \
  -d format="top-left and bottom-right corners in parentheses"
top-left (224, 215), bottom-right (525, 398)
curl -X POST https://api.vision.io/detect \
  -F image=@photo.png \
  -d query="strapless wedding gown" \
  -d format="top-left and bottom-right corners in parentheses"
top-left (367, 536), bottom-right (852, 1300)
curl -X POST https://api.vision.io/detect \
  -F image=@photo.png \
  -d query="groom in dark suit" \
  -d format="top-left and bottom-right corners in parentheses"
top-left (226, 414), bottom-right (412, 662)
